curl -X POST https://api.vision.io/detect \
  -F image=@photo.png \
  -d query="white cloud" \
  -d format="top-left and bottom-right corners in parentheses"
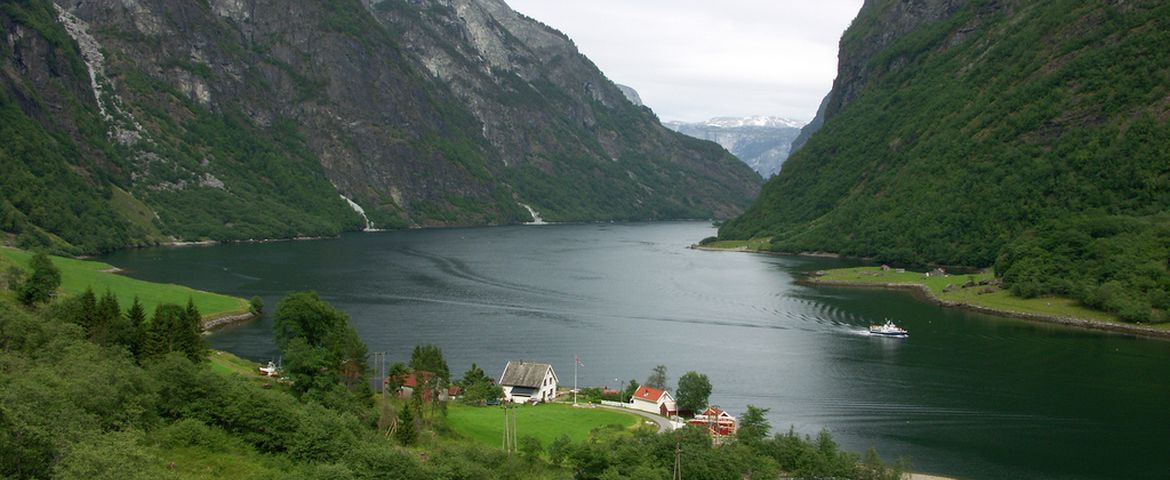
top-left (506, 0), bottom-right (863, 122)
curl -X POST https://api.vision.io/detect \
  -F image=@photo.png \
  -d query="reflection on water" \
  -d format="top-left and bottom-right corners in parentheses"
top-left (103, 222), bottom-right (1170, 480)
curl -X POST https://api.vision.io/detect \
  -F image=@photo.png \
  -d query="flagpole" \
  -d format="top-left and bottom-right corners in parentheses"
top-left (573, 354), bottom-right (578, 405)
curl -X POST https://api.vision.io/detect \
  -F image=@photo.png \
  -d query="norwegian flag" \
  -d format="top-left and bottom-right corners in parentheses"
top-left (575, 355), bottom-right (584, 367)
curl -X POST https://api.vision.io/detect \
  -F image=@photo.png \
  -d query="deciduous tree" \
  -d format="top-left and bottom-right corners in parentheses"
top-left (17, 252), bottom-right (60, 305)
top-left (675, 371), bottom-right (712, 413)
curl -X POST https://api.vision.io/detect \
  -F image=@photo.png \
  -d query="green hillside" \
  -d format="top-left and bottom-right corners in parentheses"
top-left (721, 1), bottom-right (1170, 322)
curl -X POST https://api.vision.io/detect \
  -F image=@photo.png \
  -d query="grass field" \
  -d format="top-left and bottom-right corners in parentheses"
top-left (447, 403), bottom-right (641, 448)
top-left (698, 237), bottom-right (773, 251)
top-left (0, 247), bottom-right (249, 319)
top-left (810, 267), bottom-right (1170, 330)
top-left (208, 350), bottom-right (265, 377)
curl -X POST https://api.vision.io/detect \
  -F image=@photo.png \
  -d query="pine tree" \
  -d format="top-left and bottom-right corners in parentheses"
top-left (75, 288), bottom-right (99, 333)
top-left (181, 299), bottom-right (207, 362)
top-left (395, 405), bottom-right (417, 445)
top-left (121, 297), bottom-right (148, 359)
top-left (92, 290), bottom-right (120, 346)
top-left (145, 304), bottom-right (184, 358)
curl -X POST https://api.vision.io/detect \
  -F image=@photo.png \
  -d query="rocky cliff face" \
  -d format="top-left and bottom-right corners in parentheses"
top-left (664, 117), bottom-right (805, 177)
top-left (824, 0), bottom-right (966, 121)
top-left (615, 84), bottom-right (642, 106)
top-left (0, 0), bottom-right (760, 253)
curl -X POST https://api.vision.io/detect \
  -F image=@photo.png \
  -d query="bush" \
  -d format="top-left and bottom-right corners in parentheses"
top-left (518, 435), bottom-right (543, 461)
top-left (154, 418), bottom-right (241, 453)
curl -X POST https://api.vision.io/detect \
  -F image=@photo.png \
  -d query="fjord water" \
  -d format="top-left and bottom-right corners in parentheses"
top-left (102, 222), bottom-right (1170, 479)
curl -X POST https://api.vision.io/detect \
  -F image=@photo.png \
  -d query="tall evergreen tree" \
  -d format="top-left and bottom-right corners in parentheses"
top-left (145, 304), bottom-right (184, 359)
top-left (145, 303), bottom-right (203, 362)
top-left (181, 298), bottom-right (207, 362)
top-left (395, 404), bottom-right (417, 446)
top-left (118, 296), bottom-right (148, 359)
top-left (92, 290), bottom-right (120, 346)
top-left (73, 288), bottom-right (99, 333)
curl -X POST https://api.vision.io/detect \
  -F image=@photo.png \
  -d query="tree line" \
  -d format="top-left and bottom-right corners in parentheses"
top-left (1, 254), bottom-right (908, 479)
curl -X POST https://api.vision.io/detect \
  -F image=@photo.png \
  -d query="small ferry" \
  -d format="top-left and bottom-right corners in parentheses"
top-left (869, 319), bottom-right (909, 338)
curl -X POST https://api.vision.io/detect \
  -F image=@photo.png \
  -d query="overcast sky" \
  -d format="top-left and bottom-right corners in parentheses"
top-left (506, 0), bottom-right (864, 123)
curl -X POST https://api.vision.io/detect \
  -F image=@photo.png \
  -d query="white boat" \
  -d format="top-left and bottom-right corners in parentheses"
top-left (869, 319), bottom-right (908, 338)
top-left (258, 361), bottom-right (279, 376)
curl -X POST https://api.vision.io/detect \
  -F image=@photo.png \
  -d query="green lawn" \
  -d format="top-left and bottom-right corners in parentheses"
top-left (0, 247), bottom-right (249, 320)
top-left (811, 267), bottom-right (1170, 329)
top-left (208, 350), bottom-right (265, 377)
top-left (447, 403), bottom-right (641, 448)
top-left (699, 237), bottom-right (773, 251)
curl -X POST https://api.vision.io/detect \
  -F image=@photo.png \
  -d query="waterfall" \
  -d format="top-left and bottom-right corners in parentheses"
top-left (340, 194), bottom-right (374, 231)
top-left (519, 203), bottom-right (547, 225)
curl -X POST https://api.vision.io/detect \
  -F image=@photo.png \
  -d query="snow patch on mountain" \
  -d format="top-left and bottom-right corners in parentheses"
top-left (664, 116), bottom-right (806, 178)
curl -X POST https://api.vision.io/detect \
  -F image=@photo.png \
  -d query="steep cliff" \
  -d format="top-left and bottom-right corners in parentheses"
top-left (0, 0), bottom-right (760, 253)
top-left (721, 0), bottom-right (1170, 321)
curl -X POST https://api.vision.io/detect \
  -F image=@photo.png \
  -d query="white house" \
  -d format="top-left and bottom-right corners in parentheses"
top-left (630, 385), bottom-right (677, 417)
top-left (499, 361), bottom-right (558, 404)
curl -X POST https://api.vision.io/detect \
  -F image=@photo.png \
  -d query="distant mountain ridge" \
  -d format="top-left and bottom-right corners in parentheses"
top-left (0, 0), bottom-right (760, 254)
top-left (698, 116), bottom-right (805, 129)
top-left (665, 116), bottom-right (805, 177)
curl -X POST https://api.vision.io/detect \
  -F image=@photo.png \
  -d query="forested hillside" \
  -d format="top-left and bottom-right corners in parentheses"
top-left (0, 0), bottom-right (759, 255)
top-left (720, 0), bottom-right (1170, 322)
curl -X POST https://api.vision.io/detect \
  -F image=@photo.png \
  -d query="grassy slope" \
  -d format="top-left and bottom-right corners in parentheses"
top-left (810, 267), bottom-right (1170, 331)
top-left (0, 247), bottom-right (248, 319)
top-left (447, 403), bottom-right (640, 448)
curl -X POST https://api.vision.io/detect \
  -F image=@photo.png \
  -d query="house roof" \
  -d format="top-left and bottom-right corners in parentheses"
top-left (633, 385), bottom-right (668, 403)
top-left (499, 361), bottom-right (555, 388)
top-left (701, 407), bottom-right (731, 418)
top-left (390, 371), bottom-right (434, 389)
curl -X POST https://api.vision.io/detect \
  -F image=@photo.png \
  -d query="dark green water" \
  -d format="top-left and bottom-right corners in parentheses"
top-left (102, 222), bottom-right (1170, 479)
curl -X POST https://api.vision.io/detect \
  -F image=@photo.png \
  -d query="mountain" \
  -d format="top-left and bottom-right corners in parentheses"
top-left (0, 0), bottom-right (760, 254)
top-left (665, 116), bottom-right (805, 177)
top-left (720, 0), bottom-right (1170, 322)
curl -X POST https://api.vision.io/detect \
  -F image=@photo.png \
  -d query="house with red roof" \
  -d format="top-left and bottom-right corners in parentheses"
top-left (687, 406), bottom-right (737, 437)
top-left (630, 385), bottom-right (677, 417)
top-left (387, 371), bottom-right (453, 402)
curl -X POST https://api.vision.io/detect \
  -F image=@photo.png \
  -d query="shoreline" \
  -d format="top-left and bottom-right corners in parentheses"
top-left (202, 310), bottom-right (257, 333)
top-left (802, 276), bottom-right (1170, 340)
top-left (693, 244), bottom-right (1170, 340)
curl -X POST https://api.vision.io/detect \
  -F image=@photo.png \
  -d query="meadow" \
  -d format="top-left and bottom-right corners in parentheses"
top-left (447, 402), bottom-right (641, 447)
top-left (810, 267), bottom-right (1170, 331)
top-left (0, 247), bottom-right (248, 319)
